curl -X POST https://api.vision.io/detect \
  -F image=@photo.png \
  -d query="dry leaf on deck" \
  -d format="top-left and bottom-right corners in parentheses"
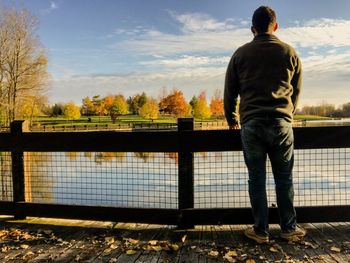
top-left (225, 250), bottom-right (238, 257)
top-left (152, 245), bottom-right (163, 252)
top-left (269, 246), bottom-right (279, 253)
top-left (20, 244), bottom-right (29, 249)
top-left (148, 240), bottom-right (158, 246)
top-left (126, 249), bottom-right (137, 255)
top-left (181, 235), bottom-right (187, 243)
top-left (208, 250), bottom-right (219, 257)
top-left (105, 236), bottom-right (115, 244)
top-left (171, 244), bottom-right (179, 251)
top-left (330, 246), bottom-right (341, 253)
top-left (246, 259), bottom-right (256, 263)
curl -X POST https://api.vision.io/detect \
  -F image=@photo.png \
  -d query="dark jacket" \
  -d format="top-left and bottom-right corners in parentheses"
top-left (224, 33), bottom-right (302, 125)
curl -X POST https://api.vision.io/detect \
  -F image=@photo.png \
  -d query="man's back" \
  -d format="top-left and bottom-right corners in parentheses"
top-left (224, 33), bottom-right (301, 125)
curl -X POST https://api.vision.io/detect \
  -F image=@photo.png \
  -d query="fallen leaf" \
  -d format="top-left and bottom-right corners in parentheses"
top-left (330, 246), bottom-right (341, 253)
top-left (246, 259), bottom-right (256, 263)
top-left (226, 250), bottom-right (238, 257)
top-left (208, 250), bottom-right (219, 257)
top-left (181, 235), bottom-right (187, 243)
top-left (105, 236), bottom-right (115, 244)
top-left (109, 258), bottom-right (117, 263)
top-left (124, 238), bottom-right (139, 245)
top-left (171, 244), bottom-right (179, 251)
top-left (126, 249), bottom-right (137, 255)
top-left (223, 256), bottom-right (236, 262)
top-left (327, 239), bottom-right (333, 243)
top-left (269, 246), bottom-right (279, 253)
top-left (148, 240), bottom-right (158, 246)
top-left (110, 243), bottom-right (118, 249)
top-left (20, 244), bottom-right (29, 249)
top-left (152, 245), bottom-right (162, 251)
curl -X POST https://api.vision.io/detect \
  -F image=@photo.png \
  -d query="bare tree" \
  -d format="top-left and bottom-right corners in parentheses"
top-left (0, 7), bottom-right (49, 126)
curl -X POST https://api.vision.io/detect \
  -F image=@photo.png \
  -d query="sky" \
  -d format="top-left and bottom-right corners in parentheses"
top-left (1, 0), bottom-right (350, 107)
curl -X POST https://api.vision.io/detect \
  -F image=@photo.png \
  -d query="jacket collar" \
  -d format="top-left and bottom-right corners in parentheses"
top-left (253, 33), bottom-right (279, 41)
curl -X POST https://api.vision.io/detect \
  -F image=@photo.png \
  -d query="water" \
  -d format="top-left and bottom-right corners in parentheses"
top-left (22, 148), bottom-right (350, 209)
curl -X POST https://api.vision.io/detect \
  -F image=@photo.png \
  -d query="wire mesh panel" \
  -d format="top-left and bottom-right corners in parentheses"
top-left (294, 148), bottom-right (350, 206)
top-left (23, 152), bottom-right (178, 209)
top-left (194, 152), bottom-right (250, 208)
top-left (194, 148), bottom-right (350, 208)
top-left (0, 152), bottom-right (13, 201)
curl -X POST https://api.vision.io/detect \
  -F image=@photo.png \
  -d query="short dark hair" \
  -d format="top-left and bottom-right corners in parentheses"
top-left (252, 6), bottom-right (276, 33)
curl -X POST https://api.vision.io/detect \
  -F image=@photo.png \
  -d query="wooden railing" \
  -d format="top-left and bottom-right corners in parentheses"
top-left (0, 119), bottom-right (350, 227)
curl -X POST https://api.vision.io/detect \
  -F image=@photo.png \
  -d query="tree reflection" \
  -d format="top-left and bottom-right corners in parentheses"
top-left (134, 152), bottom-right (154, 162)
top-left (0, 152), bottom-right (12, 201)
top-left (24, 152), bottom-right (53, 203)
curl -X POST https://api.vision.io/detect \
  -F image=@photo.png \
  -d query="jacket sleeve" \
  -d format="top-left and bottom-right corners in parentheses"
top-left (224, 54), bottom-right (240, 126)
top-left (291, 54), bottom-right (302, 114)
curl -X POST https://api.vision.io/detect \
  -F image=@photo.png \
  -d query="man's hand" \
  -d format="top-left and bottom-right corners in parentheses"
top-left (229, 123), bottom-right (240, 130)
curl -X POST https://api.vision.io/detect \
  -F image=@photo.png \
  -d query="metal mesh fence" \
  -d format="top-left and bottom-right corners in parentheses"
top-left (0, 152), bottom-right (13, 201)
top-left (194, 148), bottom-right (350, 208)
top-left (23, 152), bottom-right (178, 209)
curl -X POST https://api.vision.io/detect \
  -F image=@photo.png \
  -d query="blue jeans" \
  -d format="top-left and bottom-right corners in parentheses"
top-left (241, 118), bottom-right (297, 236)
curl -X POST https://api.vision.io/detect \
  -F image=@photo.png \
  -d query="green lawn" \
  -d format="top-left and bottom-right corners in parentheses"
top-left (32, 114), bottom-right (331, 127)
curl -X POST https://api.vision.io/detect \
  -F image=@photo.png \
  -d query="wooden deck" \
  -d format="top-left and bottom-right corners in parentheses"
top-left (0, 217), bottom-right (349, 262)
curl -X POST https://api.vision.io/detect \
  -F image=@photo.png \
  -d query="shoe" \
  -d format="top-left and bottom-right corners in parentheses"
top-left (280, 226), bottom-right (306, 241)
top-left (244, 227), bottom-right (269, 244)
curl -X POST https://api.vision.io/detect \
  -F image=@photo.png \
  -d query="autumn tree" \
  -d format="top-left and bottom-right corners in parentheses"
top-left (81, 96), bottom-right (95, 116)
top-left (159, 89), bottom-right (190, 117)
top-left (16, 94), bottom-right (48, 125)
top-left (109, 95), bottom-right (129, 123)
top-left (127, 92), bottom-right (147, 114)
top-left (193, 91), bottom-right (211, 119)
top-left (0, 7), bottom-right (49, 126)
top-left (210, 89), bottom-right (224, 118)
top-left (139, 98), bottom-right (159, 120)
top-left (63, 102), bottom-right (81, 121)
top-left (92, 95), bottom-right (106, 117)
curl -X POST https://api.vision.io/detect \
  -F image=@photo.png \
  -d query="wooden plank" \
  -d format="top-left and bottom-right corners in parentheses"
top-left (0, 202), bottom-right (178, 225)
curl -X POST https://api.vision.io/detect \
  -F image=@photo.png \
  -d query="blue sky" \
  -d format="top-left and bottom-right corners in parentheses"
top-left (2, 0), bottom-right (350, 107)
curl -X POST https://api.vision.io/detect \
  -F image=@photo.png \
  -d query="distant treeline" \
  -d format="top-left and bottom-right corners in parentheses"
top-left (296, 102), bottom-right (350, 118)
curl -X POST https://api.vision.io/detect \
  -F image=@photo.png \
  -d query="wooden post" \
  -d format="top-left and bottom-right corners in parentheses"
top-left (177, 118), bottom-right (194, 229)
top-left (11, 120), bottom-right (29, 219)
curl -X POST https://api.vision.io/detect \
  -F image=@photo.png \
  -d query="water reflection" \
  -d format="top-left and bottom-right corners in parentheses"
top-left (4, 149), bottom-right (348, 210)
top-left (0, 152), bottom-right (12, 201)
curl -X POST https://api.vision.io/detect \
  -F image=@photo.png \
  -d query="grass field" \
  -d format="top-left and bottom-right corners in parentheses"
top-left (32, 114), bottom-right (331, 127)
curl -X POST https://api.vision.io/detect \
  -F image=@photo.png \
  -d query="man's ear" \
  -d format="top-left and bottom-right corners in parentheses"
top-left (273, 23), bottom-right (278, 32)
top-left (251, 26), bottom-right (257, 35)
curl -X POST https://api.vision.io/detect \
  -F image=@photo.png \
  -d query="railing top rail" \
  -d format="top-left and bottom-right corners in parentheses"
top-left (0, 125), bottom-right (349, 152)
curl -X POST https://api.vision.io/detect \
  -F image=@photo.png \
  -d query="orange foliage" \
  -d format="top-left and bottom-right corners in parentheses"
top-left (159, 89), bottom-right (189, 117)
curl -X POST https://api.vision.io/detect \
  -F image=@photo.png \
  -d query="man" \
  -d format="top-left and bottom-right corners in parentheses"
top-left (224, 6), bottom-right (305, 244)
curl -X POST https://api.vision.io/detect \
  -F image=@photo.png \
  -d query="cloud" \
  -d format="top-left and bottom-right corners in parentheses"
top-left (140, 55), bottom-right (230, 68)
top-left (51, 13), bottom-right (350, 107)
top-left (41, 1), bottom-right (58, 15)
top-left (115, 15), bottom-right (350, 56)
top-left (169, 11), bottom-right (238, 33)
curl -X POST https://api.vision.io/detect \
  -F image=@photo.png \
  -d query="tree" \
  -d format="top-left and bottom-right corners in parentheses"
top-left (63, 102), bottom-right (81, 121)
top-left (16, 94), bottom-right (48, 125)
top-left (210, 89), bottom-right (224, 118)
top-left (92, 95), bottom-right (105, 117)
top-left (193, 91), bottom-right (211, 119)
top-left (81, 96), bottom-right (94, 116)
top-left (0, 7), bottom-right (49, 126)
top-left (109, 95), bottom-right (128, 123)
top-left (127, 92), bottom-right (147, 114)
top-left (139, 99), bottom-right (159, 120)
top-left (189, 96), bottom-right (198, 109)
top-left (159, 89), bottom-right (190, 117)
top-left (50, 103), bottom-right (64, 116)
